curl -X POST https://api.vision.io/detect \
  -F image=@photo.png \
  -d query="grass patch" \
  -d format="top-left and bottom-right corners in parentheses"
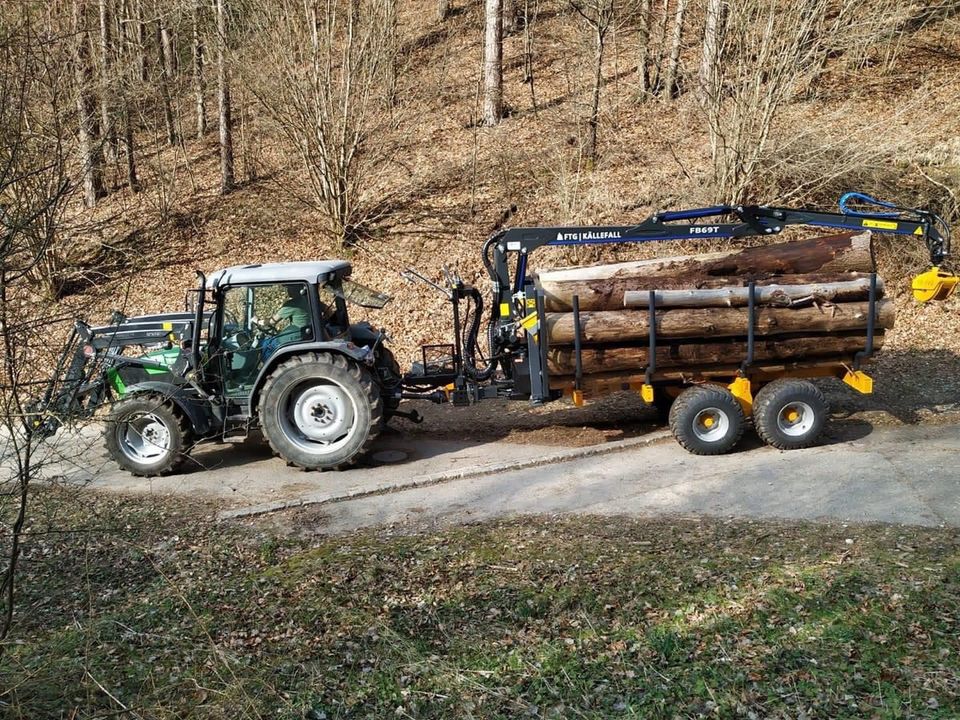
top-left (2, 487), bottom-right (958, 718)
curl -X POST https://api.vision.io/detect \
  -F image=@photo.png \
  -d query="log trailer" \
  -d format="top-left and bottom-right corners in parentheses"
top-left (35, 193), bottom-right (957, 474)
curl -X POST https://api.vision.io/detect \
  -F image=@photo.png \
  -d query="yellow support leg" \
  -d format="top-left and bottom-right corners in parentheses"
top-left (728, 376), bottom-right (753, 415)
top-left (843, 369), bottom-right (873, 394)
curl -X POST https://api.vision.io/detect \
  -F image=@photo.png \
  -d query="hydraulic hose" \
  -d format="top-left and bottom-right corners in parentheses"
top-left (462, 285), bottom-right (497, 381)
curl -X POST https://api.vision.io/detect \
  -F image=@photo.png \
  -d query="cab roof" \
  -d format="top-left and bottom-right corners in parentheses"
top-left (206, 260), bottom-right (351, 288)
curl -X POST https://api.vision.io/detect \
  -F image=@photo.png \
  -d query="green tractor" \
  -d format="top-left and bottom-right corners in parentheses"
top-left (46, 261), bottom-right (408, 476)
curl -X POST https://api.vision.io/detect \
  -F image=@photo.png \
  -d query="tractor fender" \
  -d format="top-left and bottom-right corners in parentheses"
top-left (122, 381), bottom-right (215, 436)
top-left (249, 341), bottom-right (373, 410)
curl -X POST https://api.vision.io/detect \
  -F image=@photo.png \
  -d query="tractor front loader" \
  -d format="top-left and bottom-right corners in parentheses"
top-left (37, 261), bottom-right (407, 476)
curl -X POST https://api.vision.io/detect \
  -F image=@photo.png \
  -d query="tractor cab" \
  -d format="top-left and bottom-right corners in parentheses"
top-left (202, 261), bottom-right (391, 401)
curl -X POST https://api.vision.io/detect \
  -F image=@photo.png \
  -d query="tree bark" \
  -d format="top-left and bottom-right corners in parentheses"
top-left (536, 231), bottom-right (874, 311)
top-left (636, 0), bottom-right (651, 99)
top-left (158, 20), bottom-right (177, 145)
top-left (547, 333), bottom-right (884, 376)
top-left (545, 299), bottom-right (894, 344)
top-left (651, 0), bottom-right (669, 92)
top-left (122, 105), bottom-right (139, 191)
top-left (74, 0), bottom-right (107, 208)
top-left (483, 0), bottom-right (504, 126)
top-left (662, 0), bottom-right (687, 99)
top-left (504, 0), bottom-right (518, 33)
top-left (623, 276), bottom-right (884, 308)
top-left (584, 22), bottom-right (604, 167)
top-left (698, 0), bottom-right (722, 107)
top-left (216, 0), bottom-right (234, 194)
top-left (135, 0), bottom-right (148, 82)
top-left (193, 0), bottom-right (206, 138)
top-left (98, 0), bottom-right (116, 164)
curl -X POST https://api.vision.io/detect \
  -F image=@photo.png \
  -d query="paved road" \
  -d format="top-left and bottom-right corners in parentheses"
top-left (300, 422), bottom-right (960, 533)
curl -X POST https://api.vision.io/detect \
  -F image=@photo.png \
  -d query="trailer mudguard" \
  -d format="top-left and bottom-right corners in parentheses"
top-left (122, 381), bottom-right (216, 436)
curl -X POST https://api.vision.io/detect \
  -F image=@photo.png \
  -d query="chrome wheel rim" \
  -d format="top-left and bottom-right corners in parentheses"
top-left (278, 380), bottom-right (357, 455)
top-left (777, 401), bottom-right (815, 437)
top-left (118, 412), bottom-right (172, 463)
top-left (692, 407), bottom-right (729, 443)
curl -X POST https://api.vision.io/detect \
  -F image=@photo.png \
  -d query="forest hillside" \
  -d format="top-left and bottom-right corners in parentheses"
top-left (5, 0), bottom-right (960, 364)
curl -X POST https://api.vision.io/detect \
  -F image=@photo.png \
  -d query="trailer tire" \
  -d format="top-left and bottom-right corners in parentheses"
top-left (258, 352), bottom-right (381, 470)
top-left (753, 379), bottom-right (828, 450)
top-left (669, 385), bottom-right (745, 455)
top-left (105, 394), bottom-right (192, 476)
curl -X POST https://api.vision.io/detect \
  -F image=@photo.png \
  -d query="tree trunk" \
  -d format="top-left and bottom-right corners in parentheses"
top-left (622, 276), bottom-right (884, 308)
top-left (651, 0), bottom-right (669, 92)
top-left (135, 0), bottom-right (147, 82)
top-left (483, 0), bottom-right (503, 126)
top-left (662, 0), bottom-right (687, 99)
top-left (216, 0), bottom-right (234, 194)
top-left (547, 333), bottom-right (884, 376)
top-left (158, 20), bottom-right (177, 145)
top-left (122, 105), bottom-right (139, 191)
top-left (536, 231), bottom-right (874, 311)
top-left (504, 0), bottom-right (518, 33)
top-left (437, 0), bottom-right (450, 21)
top-left (698, 0), bottom-right (722, 107)
top-left (584, 24), bottom-right (604, 167)
top-left (194, 1), bottom-right (206, 138)
top-left (98, 0), bottom-right (116, 164)
top-left (545, 299), bottom-right (894, 344)
top-left (636, 0), bottom-right (651, 99)
top-left (522, 0), bottom-right (537, 113)
top-left (74, 0), bottom-right (107, 208)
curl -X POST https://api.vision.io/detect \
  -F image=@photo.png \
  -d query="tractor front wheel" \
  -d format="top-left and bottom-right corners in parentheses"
top-left (258, 352), bottom-right (382, 470)
top-left (104, 394), bottom-right (192, 476)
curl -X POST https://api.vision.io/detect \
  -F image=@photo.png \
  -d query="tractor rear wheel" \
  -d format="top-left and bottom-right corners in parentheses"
top-left (104, 394), bottom-right (192, 476)
top-left (753, 379), bottom-right (828, 450)
top-left (668, 385), bottom-right (745, 455)
top-left (258, 352), bottom-right (382, 470)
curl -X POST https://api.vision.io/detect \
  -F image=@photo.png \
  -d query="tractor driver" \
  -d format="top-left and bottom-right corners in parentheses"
top-left (271, 283), bottom-right (310, 332)
top-left (260, 284), bottom-right (312, 350)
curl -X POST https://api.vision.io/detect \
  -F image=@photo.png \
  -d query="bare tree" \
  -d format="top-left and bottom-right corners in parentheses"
top-left (704, 0), bottom-right (905, 201)
top-left (158, 15), bottom-right (177, 145)
top-left (698, 0), bottom-right (722, 106)
top-left (661, 0), bottom-right (686, 100)
top-left (650, 0), bottom-right (669, 92)
top-left (636, 0), bottom-right (651, 99)
top-left (504, 0), bottom-right (518, 33)
top-left (98, 0), bottom-right (117, 164)
top-left (247, 0), bottom-right (399, 246)
top-left (0, 9), bottom-right (77, 645)
top-left (483, 0), bottom-right (504, 126)
top-left (216, 0), bottom-right (234, 194)
top-left (571, 0), bottom-right (615, 168)
top-left (117, 0), bottom-right (140, 190)
top-left (193, 0), bottom-right (206, 138)
top-left (522, 0), bottom-right (538, 113)
top-left (73, 0), bottom-right (107, 207)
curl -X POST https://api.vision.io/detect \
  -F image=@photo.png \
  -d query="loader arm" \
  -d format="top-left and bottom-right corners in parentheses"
top-left (486, 193), bottom-right (955, 323)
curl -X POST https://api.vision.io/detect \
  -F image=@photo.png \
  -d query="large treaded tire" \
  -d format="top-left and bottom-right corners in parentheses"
top-left (753, 379), bottom-right (828, 450)
top-left (668, 385), bottom-right (745, 456)
top-left (258, 352), bottom-right (382, 470)
top-left (104, 394), bottom-right (192, 477)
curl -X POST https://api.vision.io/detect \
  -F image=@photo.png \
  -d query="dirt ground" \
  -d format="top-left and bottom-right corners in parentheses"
top-left (400, 347), bottom-right (960, 447)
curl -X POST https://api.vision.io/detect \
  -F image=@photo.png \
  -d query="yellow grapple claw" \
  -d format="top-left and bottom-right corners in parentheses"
top-left (912, 267), bottom-right (959, 303)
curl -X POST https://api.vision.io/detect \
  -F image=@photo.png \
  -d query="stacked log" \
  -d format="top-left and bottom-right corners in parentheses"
top-left (534, 230), bottom-right (893, 378)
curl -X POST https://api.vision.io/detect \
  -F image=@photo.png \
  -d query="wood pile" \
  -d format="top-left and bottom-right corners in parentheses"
top-left (534, 231), bottom-right (894, 377)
